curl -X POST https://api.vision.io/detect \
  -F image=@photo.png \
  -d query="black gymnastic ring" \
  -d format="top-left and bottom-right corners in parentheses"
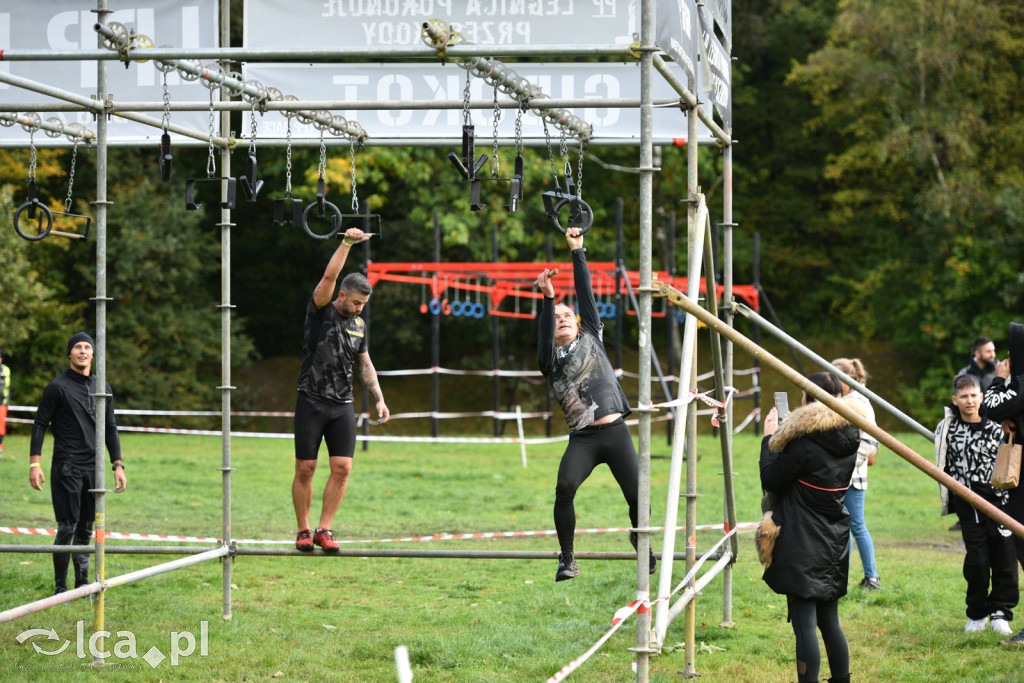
top-left (550, 197), bottom-right (594, 236)
top-left (301, 200), bottom-right (344, 240)
top-left (13, 202), bottom-right (54, 242)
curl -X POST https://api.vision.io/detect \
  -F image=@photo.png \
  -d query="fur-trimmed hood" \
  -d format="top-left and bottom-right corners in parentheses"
top-left (768, 395), bottom-right (868, 454)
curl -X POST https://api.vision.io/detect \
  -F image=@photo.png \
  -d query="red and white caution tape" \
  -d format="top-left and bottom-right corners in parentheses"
top-left (545, 596), bottom-right (645, 683)
top-left (0, 523), bottom-right (757, 546)
top-left (546, 528), bottom-right (742, 682)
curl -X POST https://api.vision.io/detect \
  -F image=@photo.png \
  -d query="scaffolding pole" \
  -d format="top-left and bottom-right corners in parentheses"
top-left (733, 303), bottom-right (935, 441)
top-left (90, 0), bottom-right (111, 663)
top-left (634, 0), bottom-right (656, 680)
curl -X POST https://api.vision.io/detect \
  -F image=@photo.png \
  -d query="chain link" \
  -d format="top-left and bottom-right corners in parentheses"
top-left (514, 102), bottom-right (525, 156)
top-left (249, 100), bottom-right (259, 156)
top-left (491, 84), bottom-right (501, 178)
top-left (462, 70), bottom-right (472, 126)
top-left (28, 131), bottom-right (37, 180)
top-left (206, 87), bottom-right (216, 177)
top-left (64, 140), bottom-right (79, 212)
top-left (317, 128), bottom-right (327, 178)
top-left (575, 138), bottom-right (587, 199)
top-left (284, 117), bottom-right (293, 197)
top-left (349, 139), bottom-right (359, 212)
top-left (542, 119), bottom-right (561, 194)
top-left (559, 130), bottom-right (571, 177)
top-left (161, 70), bottom-right (171, 133)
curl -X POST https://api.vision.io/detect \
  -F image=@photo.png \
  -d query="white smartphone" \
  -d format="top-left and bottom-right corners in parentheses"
top-left (774, 392), bottom-right (790, 421)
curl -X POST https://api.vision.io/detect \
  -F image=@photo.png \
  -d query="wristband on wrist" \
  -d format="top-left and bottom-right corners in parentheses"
top-left (113, 462), bottom-right (125, 471)
top-left (30, 462), bottom-right (42, 469)
top-left (342, 239), bottom-right (355, 247)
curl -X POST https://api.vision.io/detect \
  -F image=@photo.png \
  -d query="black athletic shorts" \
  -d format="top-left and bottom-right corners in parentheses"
top-left (294, 391), bottom-right (357, 461)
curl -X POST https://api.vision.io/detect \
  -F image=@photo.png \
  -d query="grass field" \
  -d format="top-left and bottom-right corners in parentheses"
top-left (1, 428), bottom-right (1021, 682)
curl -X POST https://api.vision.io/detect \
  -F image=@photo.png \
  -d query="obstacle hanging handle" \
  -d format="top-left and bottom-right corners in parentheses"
top-left (542, 177), bottom-right (593, 235)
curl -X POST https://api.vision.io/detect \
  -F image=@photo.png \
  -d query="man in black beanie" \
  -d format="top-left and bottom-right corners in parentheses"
top-left (29, 332), bottom-right (126, 595)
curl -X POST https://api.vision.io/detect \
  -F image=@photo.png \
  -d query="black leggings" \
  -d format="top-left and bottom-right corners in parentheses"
top-left (50, 461), bottom-right (95, 590)
top-left (788, 596), bottom-right (848, 683)
top-left (554, 419), bottom-right (639, 554)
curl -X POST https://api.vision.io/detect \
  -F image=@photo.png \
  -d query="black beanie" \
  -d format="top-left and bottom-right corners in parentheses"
top-left (67, 332), bottom-right (95, 356)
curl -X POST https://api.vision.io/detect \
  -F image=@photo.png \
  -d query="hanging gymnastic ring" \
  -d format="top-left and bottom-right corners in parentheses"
top-left (607, 302), bottom-right (617, 318)
top-left (442, 299), bottom-right (451, 315)
top-left (550, 196), bottom-right (594, 236)
top-left (451, 300), bottom-right (464, 317)
top-left (472, 302), bottom-right (486, 319)
top-left (13, 201), bottom-right (53, 242)
top-left (301, 200), bottom-right (344, 240)
top-left (429, 298), bottom-right (442, 315)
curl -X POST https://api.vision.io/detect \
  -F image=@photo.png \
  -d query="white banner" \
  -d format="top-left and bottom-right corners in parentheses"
top-left (242, 63), bottom-right (714, 144)
top-left (244, 0), bottom-right (640, 49)
top-left (0, 0), bottom-right (219, 145)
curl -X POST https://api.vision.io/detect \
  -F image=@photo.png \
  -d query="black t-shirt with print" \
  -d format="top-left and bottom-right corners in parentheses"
top-left (296, 297), bottom-right (368, 404)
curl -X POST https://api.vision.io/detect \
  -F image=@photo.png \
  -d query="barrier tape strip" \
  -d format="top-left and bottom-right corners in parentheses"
top-left (545, 598), bottom-right (644, 683)
top-left (546, 528), bottom-right (741, 682)
top-left (0, 523), bottom-right (758, 546)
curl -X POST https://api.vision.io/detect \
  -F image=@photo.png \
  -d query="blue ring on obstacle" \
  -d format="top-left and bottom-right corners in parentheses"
top-left (451, 300), bottom-right (464, 317)
top-left (471, 302), bottom-right (486, 318)
top-left (429, 298), bottom-right (442, 315)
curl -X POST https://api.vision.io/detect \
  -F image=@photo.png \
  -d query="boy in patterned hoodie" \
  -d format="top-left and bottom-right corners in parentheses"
top-left (936, 373), bottom-right (1018, 636)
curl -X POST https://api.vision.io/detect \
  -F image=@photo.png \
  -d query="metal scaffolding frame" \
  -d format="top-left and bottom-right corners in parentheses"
top-left (1, 1), bottom-right (738, 680)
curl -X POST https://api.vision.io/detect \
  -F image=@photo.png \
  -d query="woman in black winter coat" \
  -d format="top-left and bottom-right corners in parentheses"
top-left (758, 372), bottom-right (861, 683)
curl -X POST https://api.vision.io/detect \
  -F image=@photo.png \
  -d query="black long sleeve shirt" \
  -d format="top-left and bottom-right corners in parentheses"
top-left (31, 368), bottom-right (121, 467)
top-left (538, 248), bottom-right (630, 432)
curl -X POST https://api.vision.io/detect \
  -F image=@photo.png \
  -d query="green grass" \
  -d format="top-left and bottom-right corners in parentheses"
top-left (0, 430), bottom-right (1021, 682)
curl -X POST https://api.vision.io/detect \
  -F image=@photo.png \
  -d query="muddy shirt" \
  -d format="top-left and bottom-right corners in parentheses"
top-left (296, 297), bottom-right (368, 404)
top-left (538, 249), bottom-right (630, 432)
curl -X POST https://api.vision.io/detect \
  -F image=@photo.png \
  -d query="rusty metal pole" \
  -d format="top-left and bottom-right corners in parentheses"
top-left (658, 282), bottom-right (1024, 539)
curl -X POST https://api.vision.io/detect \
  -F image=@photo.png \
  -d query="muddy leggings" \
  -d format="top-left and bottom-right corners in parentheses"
top-left (788, 596), bottom-right (848, 683)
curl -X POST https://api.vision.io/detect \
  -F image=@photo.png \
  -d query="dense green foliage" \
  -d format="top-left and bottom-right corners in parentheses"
top-left (3, 1), bottom-right (1024, 425)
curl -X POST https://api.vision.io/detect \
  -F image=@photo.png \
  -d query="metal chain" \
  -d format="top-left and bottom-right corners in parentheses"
top-left (542, 119), bottom-right (562, 194)
top-left (559, 129), bottom-right (571, 177)
top-left (349, 139), bottom-right (358, 212)
top-left (462, 69), bottom-right (472, 126)
top-left (491, 84), bottom-right (501, 178)
top-left (575, 139), bottom-right (587, 199)
top-left (514, 102), bottom-right (525, 156)
top-left (317, 128), bottom-right (327, 178)
top-left (248, 100), bottom-right (259, 157)
top-left (28, 131), bottom-right (37, 180)
top-left (284, 117), bottom-right (293, 197)
top-left (206, 87), bottom-right (216, 177)
top-left (64, 140), bottom-right (79, 212)
top-left (161, 69), bottom-right (171, 133)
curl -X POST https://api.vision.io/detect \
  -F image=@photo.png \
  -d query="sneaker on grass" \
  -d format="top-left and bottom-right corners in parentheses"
top-left (965, 617), bottom-right (989, 633)
top-left (858, 576), bottom-right (881, 590)
top-left (314, 528), bottom-right (340, 552)
top-left (555, 553), bottom-right (580, 582)
top-left (1000, 628), bottom-right (1024, 647)
top-left (295, 528), bottom-right (314, 552)
top-left (990, 613), bottom-right (1013, 636)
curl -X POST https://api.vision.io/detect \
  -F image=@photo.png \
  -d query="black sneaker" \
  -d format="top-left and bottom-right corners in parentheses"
top-left (1000, 628), bottom-right (1024, 648)
top-left (859, 576), bottom-right (881, 590)
top-left (54, 586), bottom-right (68, 596)
top-left (555, 553), bottom-right (580, 582)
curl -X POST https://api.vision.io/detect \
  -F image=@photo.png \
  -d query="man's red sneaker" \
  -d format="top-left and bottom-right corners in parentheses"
top-left (296, 528), bottom-right (314, 551)
top-left (314, 528), bottom-right (339, 552)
